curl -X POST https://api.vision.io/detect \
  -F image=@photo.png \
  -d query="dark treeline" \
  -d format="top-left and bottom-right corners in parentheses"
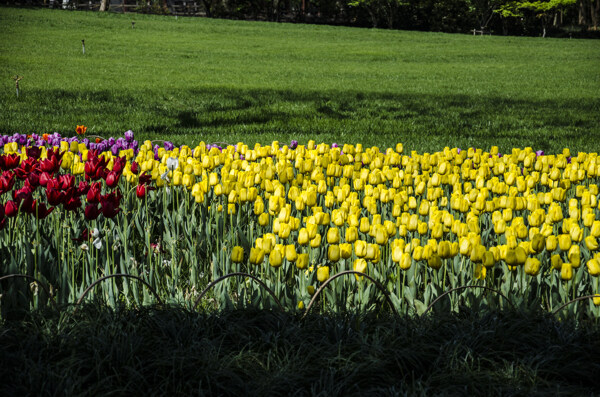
top-left (5, 0), bottom-right (600, 37)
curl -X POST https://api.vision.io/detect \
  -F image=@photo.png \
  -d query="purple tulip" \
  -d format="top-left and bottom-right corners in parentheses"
top-left (290, 140), bottom-right (298, 149)
top-left (124, 130), bottom-right (134, 142)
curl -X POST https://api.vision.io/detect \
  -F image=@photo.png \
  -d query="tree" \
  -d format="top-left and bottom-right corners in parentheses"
top-left (495, 0), bottom-right (577, 36)
top-left (347, 0), bottom-right (407, 28)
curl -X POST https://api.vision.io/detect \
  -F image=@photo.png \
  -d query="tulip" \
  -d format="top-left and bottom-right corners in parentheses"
top-left (327, 227), bottom-right (340, 244)
top-left (296, 253), bottom-right (309, 269)
top-left (231, 246), bottom-right (244, 263)
top-left (474, 264), bottom-right (486, 280)
top-left (558, 234), bottom-right (571, 251)
top-left (249, 247), bottom-right (264, 265)
top-left (568, 245), bottom-right (581, 268)
top-left (340, 243), bottom-right (352, 259)
top-left (585, 235), bottom-right (599, 251)
top-left (353, 258), bottom-right (367, 279)
top-left (524, 257), bottom-right (541, 276)
top-left (551, 254), bottom-right (563, 270)
top-left (269, 249), bottom-right (282, 268)
top-left (285, 245), bottom-right (297, 262)
top-left (317, 266), bottom-right (330, 282)
top-left (5, 200), bottom-right (18, 217)
top-left (586, 258), bottom-right (600, 276)
top-left (428, 254), bottom-right (442, 270)
top-left (327, 245), bottom-right (340, 262)
top-left (561, 262), bottom-right (573, 280)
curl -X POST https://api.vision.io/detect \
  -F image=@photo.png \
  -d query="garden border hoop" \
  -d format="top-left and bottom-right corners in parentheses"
top-left (193, 272), bottom-right (284, 312)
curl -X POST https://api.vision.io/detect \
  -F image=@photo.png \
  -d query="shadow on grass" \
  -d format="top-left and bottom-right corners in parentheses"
top-left (1, 304), bottom-right (600, 395)
top-left (2, 86), bottom-right (598, 152)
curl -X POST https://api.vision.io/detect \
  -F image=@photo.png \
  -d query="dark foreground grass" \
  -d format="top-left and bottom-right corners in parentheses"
top-left (1, 305), bottom-right (600, 396)
top-left (1, 8), bottom-right (599, 153)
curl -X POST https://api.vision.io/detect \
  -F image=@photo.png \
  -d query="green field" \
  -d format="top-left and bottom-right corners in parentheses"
top-left (1, 7), bottom-right (599, 153)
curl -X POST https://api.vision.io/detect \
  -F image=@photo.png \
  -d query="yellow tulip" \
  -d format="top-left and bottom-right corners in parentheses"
top-left (568, 245), bottom-right (581, 268)
top-left (327, 227), bottom-right (340, 244)
top-left (355, 240), bottom-right (367, 258)
top-left (317, 266), bottom-right (330, 282)
top-left (231, 246), bottom-right (244, 263)
top-left (531, 233), bottom-right (545, 254)
top-left (269, 249), bottom-right (283, 268)
top-left (561, 262), bottom-right (573, 280)
top-left (285, 245), bottom-right (297, 262)
top-left (310, 234), bottom-right (322, 248)
top-left (340, 243), bottom-right (352, 259)
top-left (546, 235), bottom-right (558, 251)
top-left (524, 257), bottom-right (541, 276)
top-left (428, 254), bottom-right (442, 270)
top-left (296, 253), bottom-right (309, 269)
top-left (345, 226), bottom-right (358, 243)
top-left (551, 254), bottom-right (563, 270)
top-left (353, 258), bottom-right (368, 275)
top-left (558, 234), bottom-right (572, 251)
top-left (585, 235), bottom-right (599, 251)
top-left (258, 213), bottom-right (269, 226)
top-left (474, 264), bottom-right (486, 280)
top-left (307, 285), bottom-right (315, 295)
top-left (586, 258), bottom-right (600, 276)
top-left (249, 247), bottom-right (265, 265)
top-left (470, 244), bottom-right (486, 263)
top-left (328, 245), bottom-right (341, 262)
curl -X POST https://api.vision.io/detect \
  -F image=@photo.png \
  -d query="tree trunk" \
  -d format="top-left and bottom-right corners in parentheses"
top-left (592, 0), bottom-right (600, 29)
top-left (100, 0), bottom-right (109, 11)
top-left (201, 0), bottom-right (212, 17)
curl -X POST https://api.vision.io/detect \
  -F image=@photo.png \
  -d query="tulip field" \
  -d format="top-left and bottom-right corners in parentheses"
top-left (2, 128), bottom-right (600, 320)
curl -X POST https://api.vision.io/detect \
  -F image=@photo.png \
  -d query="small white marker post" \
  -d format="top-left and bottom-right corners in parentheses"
top-left (14, 75), bottom-right (22, 98)
top-left (82, 39), bottom-right (85, 55)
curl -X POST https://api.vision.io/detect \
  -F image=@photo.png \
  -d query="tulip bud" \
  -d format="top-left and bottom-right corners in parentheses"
top-left (524, 257), bottom-right (541, 276)
top-left (328, 245), bottom-right (340, 262)
top-left (231, 246), bottom-right (244, 263)
top-left (586, 258), bottom-right (600, 276)
top-left (561, 262), bottom-right (573, 280)
top-left (296, 253), bottom-right (309, 269)
top-left (317, 266), bottom-right (330, 282)
top-left (269, 249), bottom-right (283, 268)
top-left (327, 227), bottom-right (340, 244)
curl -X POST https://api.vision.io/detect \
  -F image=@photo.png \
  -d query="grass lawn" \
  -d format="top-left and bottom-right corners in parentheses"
top-left (1, 7), bottom-right (599, 153)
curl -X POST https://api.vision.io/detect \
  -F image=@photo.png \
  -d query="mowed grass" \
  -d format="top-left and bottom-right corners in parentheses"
top-left (0, 7), bottom-right (599, 153)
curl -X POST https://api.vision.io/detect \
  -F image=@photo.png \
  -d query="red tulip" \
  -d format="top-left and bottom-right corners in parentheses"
top-left (130, 161), bottom-right (140, 175)
top-left (105, 171), bottom-right (120, 188)
top-left (84, 203), bottom-right (101, 220)
top-left (14, 158), bottom-right (39, 179)
top-left (4, 200), bottom-right (18, 217)
top-left (136, 184), bottom-right (146, 199)
top-left (13, 184), bottom-right (33, 201)
top-left (33, 200), bottom-right (54, 219)
top-left (138, 171), bottom-right (152, 186)
top-left (63, 196), bottom-right (82, 212)
top-left (85, 153), bottom-right (108, 181)
top-left (27, 172), bottom-right (41, 188)
top-left (0, 154), bottom-right (21, 170)
top-left (112, 156), bottom-right (127, 175)
top-left (39, 172), bottom-right (52, 187)
top-left (100, 189), bottom-right (122, 218)
top-left (77, 181), bottom-right (90, 196)
top-left (40, 149), bottom-right (62, 174)
top-left (46, 188), bottom-right (66, 206)
top-left (58, 174), bottom-right (75, 190)
top-left (26, 147), bottom-right (42, 160)
top-left (86, 182), bottom-right (102, 204)
top-left (0, 171), bottom-right (16, 195)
